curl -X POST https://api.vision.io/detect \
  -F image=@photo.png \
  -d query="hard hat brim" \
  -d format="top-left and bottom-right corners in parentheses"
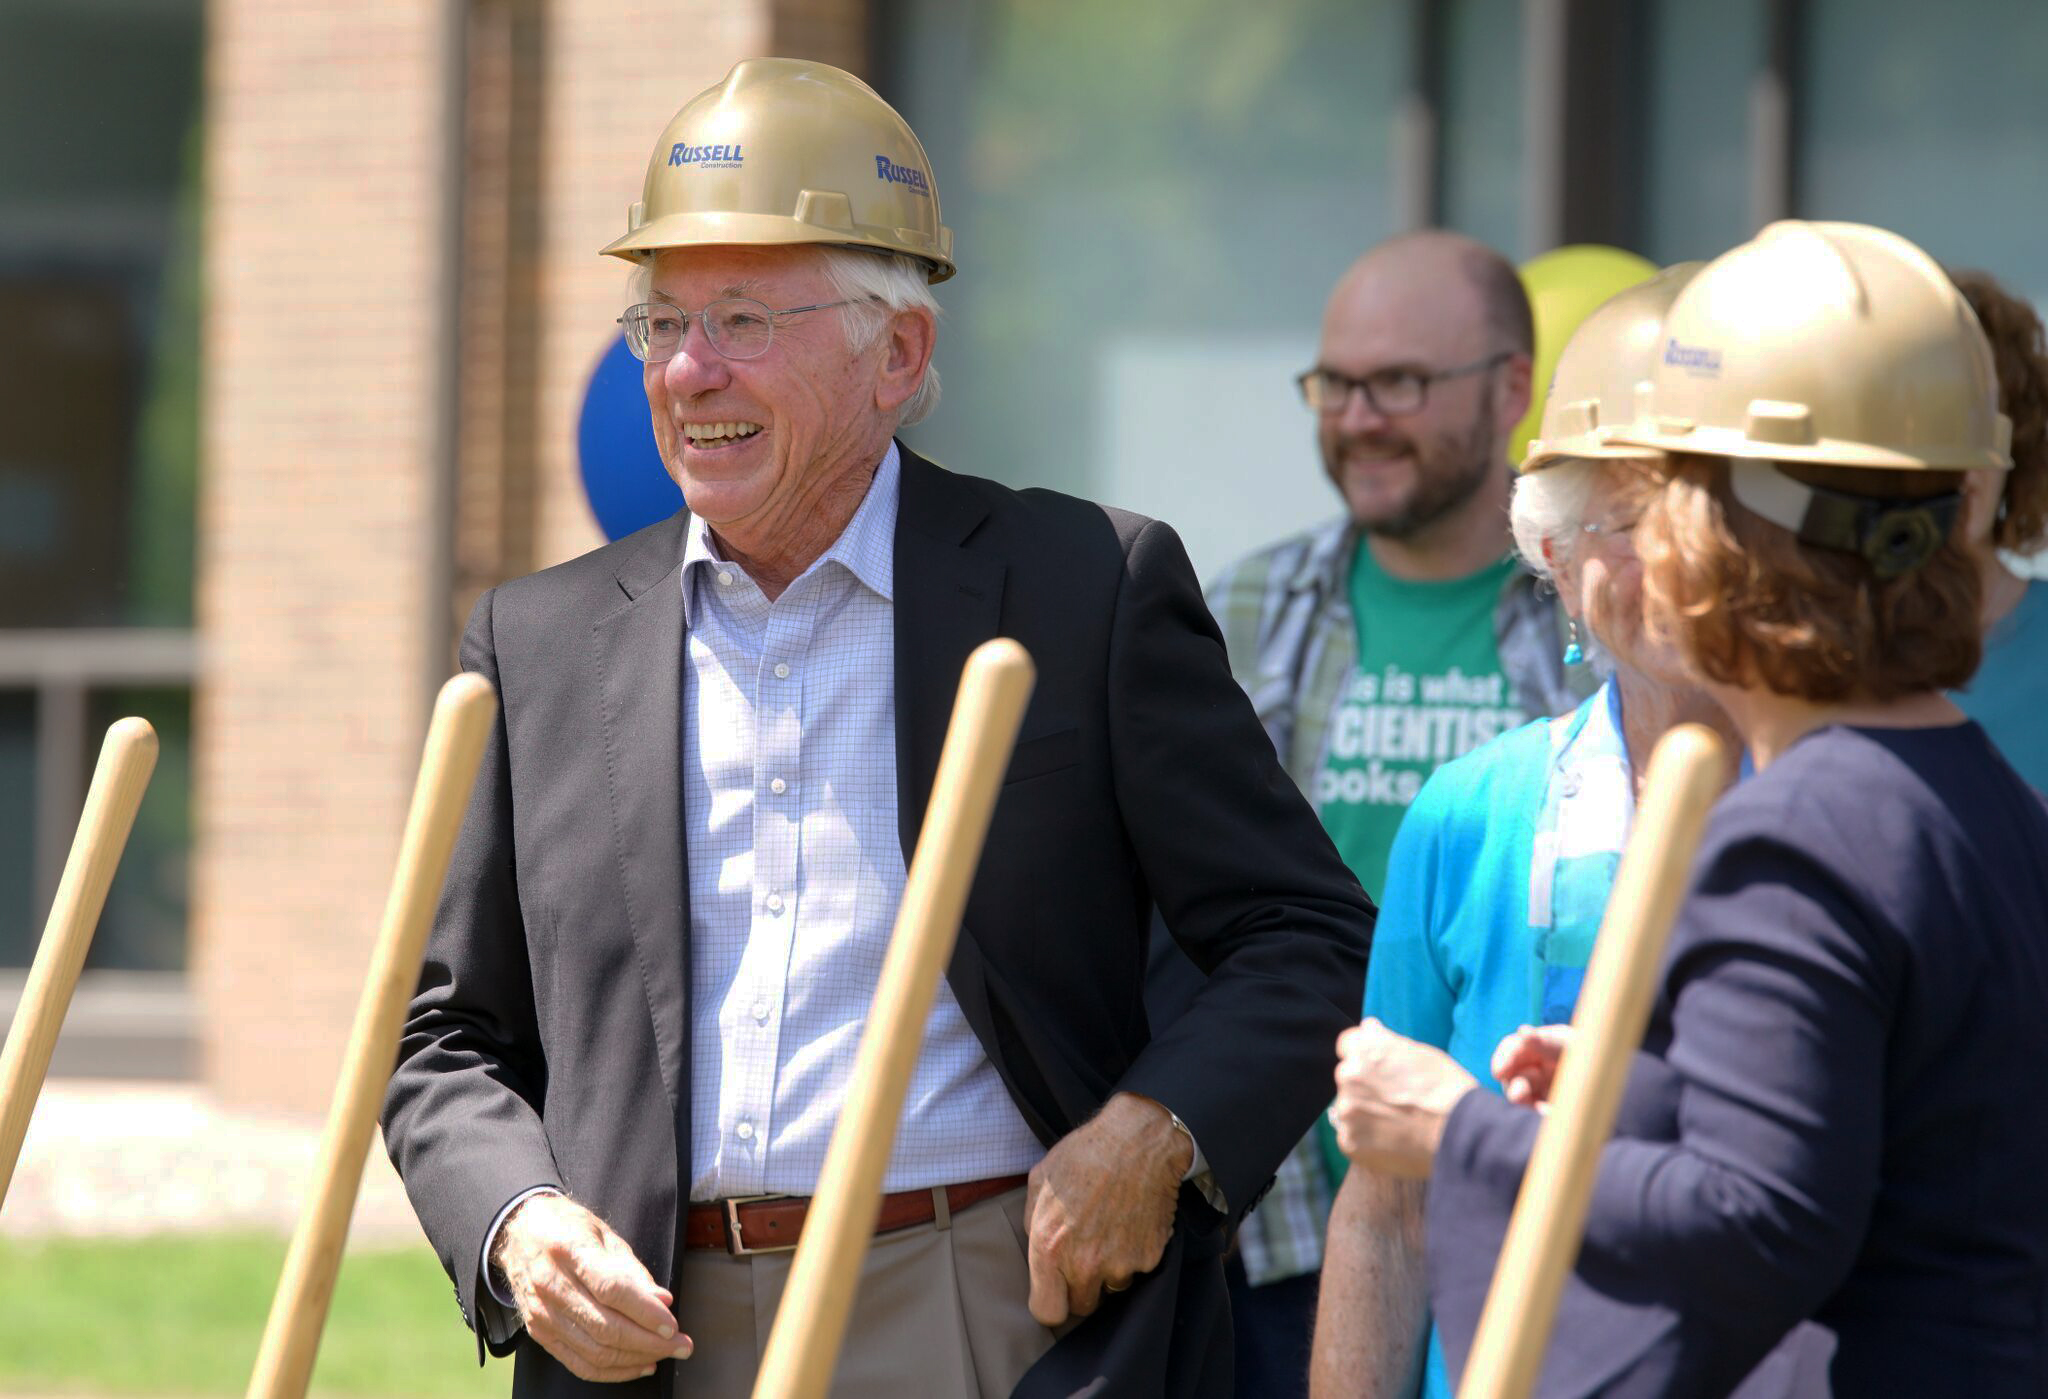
top-left (1520, 433), bottom-right (1668, 473)
top-left (1604, 421), bottom-right (2012, 471)
top-left (600, 210), bottom-right (956, 284)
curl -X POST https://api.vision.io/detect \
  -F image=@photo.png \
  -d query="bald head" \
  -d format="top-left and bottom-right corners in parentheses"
top-left (1325, 230), bottom-right (1533, 358)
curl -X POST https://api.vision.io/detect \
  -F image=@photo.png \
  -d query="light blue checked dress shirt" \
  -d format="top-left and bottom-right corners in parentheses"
top-left (679, 444), bottom-right (1044, 1200)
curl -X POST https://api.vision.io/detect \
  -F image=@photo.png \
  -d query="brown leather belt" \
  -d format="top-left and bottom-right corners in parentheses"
top-left (686, 1173), bottom-right (1028, 1257)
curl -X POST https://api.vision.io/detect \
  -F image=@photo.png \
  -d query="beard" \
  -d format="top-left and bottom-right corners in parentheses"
top-left (1325, 394), bottom-right (1501, 540)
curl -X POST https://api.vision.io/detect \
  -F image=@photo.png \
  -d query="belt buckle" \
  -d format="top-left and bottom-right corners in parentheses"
top-left (723, 1194), bottom-right (797, 1257)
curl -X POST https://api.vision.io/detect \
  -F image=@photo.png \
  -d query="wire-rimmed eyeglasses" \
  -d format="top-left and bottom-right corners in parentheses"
top-left (618, 296), bottom-right (860, 363)
top-left (1296, 350), bottom-right (1513, 417)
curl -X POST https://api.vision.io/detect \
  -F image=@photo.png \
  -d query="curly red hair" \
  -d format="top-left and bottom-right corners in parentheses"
top-left (1630, 455), bottom-right (1983, 702)
top-left (1951, 268), bottom-right (2048, 553)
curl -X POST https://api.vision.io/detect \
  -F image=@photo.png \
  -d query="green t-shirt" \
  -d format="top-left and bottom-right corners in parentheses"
top-left (1313, 545), bottom-right (1527, 902)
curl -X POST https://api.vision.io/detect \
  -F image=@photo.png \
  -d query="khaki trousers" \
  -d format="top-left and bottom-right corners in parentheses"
top-left (677, 1186), bottom-right (1069, 1398)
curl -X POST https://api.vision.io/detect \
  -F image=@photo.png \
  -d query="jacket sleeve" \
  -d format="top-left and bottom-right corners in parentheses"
top-left (1106, 517), bottom-right (1374, 1216)
top-left (1426, 826), bottom-right (1887, 1396)
top-left (1363, 781), bottom-right (1457, 1045)
top-left (381, 587), bottom-right (565, 1354)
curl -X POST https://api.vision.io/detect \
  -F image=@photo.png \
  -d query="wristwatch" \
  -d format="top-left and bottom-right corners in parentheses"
top-left (1164, 1106), bottom-right (1198, 1180)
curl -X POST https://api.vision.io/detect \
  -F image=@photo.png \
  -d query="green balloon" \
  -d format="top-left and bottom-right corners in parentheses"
top-left (1514, 245), bottom-right (1659, 465)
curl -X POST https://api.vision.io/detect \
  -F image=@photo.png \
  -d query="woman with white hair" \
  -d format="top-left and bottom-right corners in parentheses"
top-left (1310, 265), bottom-right (1739, 1399)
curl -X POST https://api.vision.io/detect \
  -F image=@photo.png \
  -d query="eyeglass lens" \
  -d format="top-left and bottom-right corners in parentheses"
top-left (1302, 369), bottom-right (1426, 416)
top-left (623, 297), bottom-right (779, 362)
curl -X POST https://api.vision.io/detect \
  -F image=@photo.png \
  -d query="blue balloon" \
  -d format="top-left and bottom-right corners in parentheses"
top-left (577, 333), bottom-right (683, 541)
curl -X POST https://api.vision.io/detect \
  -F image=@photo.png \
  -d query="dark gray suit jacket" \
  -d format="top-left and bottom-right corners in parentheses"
top-left (382, 447), bottom-right (1373, 1396)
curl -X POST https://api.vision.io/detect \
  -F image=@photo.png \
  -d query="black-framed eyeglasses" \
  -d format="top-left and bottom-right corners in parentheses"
top-left (1296, 351), bottom-right (1514, 417)
top-left (619, 296), bottom-right (860, 363)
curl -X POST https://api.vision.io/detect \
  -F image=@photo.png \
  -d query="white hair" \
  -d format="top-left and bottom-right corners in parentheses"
top-left (626, 246), bottom-right (943, 426)
top-left (1509, 456), bottom-right (1600, 579)
top-left (817, 248), bottom-right (943, 426)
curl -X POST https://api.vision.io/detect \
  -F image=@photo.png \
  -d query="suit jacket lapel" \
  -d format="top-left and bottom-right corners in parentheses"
top-left (592, 514), bottom-right (692, 1117)
top-left (892, 447), bottom-right (1006, 861)
top-left (892, 449), bottom-right (1019, 1116)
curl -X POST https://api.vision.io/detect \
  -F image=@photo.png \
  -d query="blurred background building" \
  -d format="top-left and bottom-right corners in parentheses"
top-left (3, 0), bottom-right (2044, 1116)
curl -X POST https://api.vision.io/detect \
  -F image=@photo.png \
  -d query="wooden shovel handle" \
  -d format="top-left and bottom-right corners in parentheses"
top-left (1457, 723), bottom-right (1726, 1399)
top-left (245, 673), bottom-right (496, 1399)
top-left (751, 638), bottom-right (1036, 1399)
top-left (0, 717), bottom-right (159, 1212)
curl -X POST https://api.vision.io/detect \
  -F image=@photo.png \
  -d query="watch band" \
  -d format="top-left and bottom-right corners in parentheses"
top-left (1164, 1107), bottom-right (1197, 1180)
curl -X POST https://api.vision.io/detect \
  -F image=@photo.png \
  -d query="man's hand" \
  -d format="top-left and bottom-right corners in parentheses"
top-left (1024, 1092), bottom-right (1191, 1326)
top-left (493, 1193), bottom-right (692, 1382)
top-left (1491, 1023), bottom-right (1573, 1109)
top-left (1330, 1018), bottom-right (1479, 1178)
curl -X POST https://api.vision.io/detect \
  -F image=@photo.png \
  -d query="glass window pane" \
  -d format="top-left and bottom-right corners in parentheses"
top-left (1641, 0), bottom-right (1763, 264)
top-left (84, 688), bottom-right (192, 973)
top-left (1799, 0), bottom-right (2048, 303)
top-left (888, 0), bottom-right (1405, 581)
top-left (1438, 0), bottom-right (1524, 256)
top-left (0, 0), bottom-right (203, 628)
top-left (0, 691), bottom-right (34, 966)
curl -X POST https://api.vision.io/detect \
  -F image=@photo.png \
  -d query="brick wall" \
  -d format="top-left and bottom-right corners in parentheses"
top-left (195, 0), bottom-right (453, 1113)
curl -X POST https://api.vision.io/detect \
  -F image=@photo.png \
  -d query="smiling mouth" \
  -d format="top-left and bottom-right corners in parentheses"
top-left (683, 421), bottom-right (763, 448)
top-left (1339, 435), bottom-right (1412, 463)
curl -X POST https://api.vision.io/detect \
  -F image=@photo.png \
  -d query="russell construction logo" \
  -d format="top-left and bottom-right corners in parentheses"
top-left (875, 155), bottom-right (932, 196)
top-left (1664, 338), bottom-right (1723, 375)
top-left (669, 142), bottom-right (744, 169)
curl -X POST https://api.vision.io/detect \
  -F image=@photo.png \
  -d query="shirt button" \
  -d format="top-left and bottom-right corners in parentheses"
top-left (751, 999), bottom-right (770, 1022)
top-left (717, 571), bottom-right (733, 587)
top-left (774, 662), bottom-right (791, 679)
top-left (766, 893), bottom-right (784, 914)
top-left (735, 1120), bottom-right (755, 1141)
top-left (770, 777), bottom-right (787, 794)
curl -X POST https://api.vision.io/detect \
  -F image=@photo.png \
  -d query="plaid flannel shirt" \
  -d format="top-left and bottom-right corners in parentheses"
top-left (1205, 516), bottom-right (1593, 1285)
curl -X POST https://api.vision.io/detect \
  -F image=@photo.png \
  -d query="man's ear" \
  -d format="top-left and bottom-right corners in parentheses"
top-left (875, 305), bottom-right (937, 415)
top-left (1497, 351), bottom-right (1536, 436)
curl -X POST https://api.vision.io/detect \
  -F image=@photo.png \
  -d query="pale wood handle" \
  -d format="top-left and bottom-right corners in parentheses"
top-left (751, 638), bottom-right (1037, 1399)
top-left (1457, 723), bottom-right (1726, 1399)
top-left (245, 672), bottom-right (497, 1399)
top-left (0, 718), bottom-right (159, 1212)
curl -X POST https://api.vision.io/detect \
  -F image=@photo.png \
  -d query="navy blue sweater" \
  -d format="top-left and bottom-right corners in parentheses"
top-left (1427, 722), bottom-right (2048, 1397)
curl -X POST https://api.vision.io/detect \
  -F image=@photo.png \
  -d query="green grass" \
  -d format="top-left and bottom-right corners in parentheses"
top-left (0, 1235), bottom-right (502, 1397)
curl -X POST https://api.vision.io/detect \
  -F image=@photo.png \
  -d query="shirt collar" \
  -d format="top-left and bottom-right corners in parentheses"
top-left (1289, 517), bottom-right (1356, 596)
top-left (820, 439), bottom-right (899, 602)
top-left (680, 441), bottom-right (900, 622)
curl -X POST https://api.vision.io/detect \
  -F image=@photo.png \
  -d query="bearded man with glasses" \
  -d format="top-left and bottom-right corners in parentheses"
top-left (1162, 230), bottom-right (1596, 1399)
top-left (382, 57), bottom-right (1370, 1399)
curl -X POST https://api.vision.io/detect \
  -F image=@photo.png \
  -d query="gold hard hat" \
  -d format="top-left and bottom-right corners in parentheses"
top-left (601, 57), bottom-right (956, 282)
top-left (1521, 261), bottom-right (1704, 472)
top-left (1608, 220), bottom-right (2011, 472)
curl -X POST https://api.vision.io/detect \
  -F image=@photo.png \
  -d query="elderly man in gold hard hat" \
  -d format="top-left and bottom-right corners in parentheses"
top-left (383, 58), bottom-right (1370, 1398)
